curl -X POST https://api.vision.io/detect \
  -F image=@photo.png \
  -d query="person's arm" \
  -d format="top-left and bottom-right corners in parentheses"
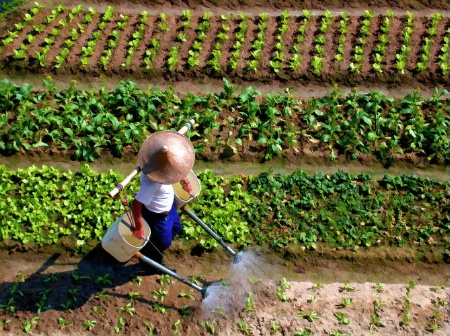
top-left (131, 198), bottom-right (145, 239)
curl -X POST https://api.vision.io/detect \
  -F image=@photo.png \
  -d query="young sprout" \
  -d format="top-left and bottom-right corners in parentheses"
top-left (143, 321), bottom-right (155, 335)
top-left (333, 311), bottom-right (350, 325)
top-left (201, 319), bottom-right (215, 334)
top-left (57, 317), bottom-right (72, 329)
top-left (341, 283), bottom-right (356, 292)
top-left (81, 319), bottom-right (96, 331)
top-left (335, 297), bottom-right (353, 308)
top-left (117, 302), bottom-right (135, 316)
top-left (130, 274), bottom-right (142, 286)
top-left (180, 305), bottom-right (191, 318)
top-left (373, 281), bottom-right (384, 293)
top-left (297, 309), bottom-right (319, 322)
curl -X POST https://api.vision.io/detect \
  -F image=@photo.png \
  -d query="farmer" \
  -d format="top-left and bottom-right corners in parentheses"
top-left (130, 130), bottom-right (195, 266)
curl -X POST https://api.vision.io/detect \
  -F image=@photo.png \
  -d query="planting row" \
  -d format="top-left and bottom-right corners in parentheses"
top-left (1, 4), bottom-right (450, 83)
top-left (0, 272), bottom-right (448, 335)
top-left (1, 78), bottom-right (449, 165)
top-left (0, 165), bottom-right (448, 254)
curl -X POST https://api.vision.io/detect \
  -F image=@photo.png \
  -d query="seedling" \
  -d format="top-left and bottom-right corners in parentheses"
top-left (329, 330), bottom-right (349, 336)
top-left (373, 281), bottom-right (384, 293)
top-left (68, 288), bottom-right (79, 301)
top-left (0, 298), bottom-right (16, 313)
top-left (433, 297), bottom-right (448, 307)
top-left (374, 296), bottom-right (387, 312)
top-left (130, 274), bottom-right (142, 286)
top-left (334, 311), bottom-right (350, 325)
top-left (335, 298), bottom-right (353, 308)
top-left (408, 280), bottom-right (416, 290)
top-left (430, 286), bottom-right (445, 292)
top-left (159, 274), bottom-right (173, 285)
top-left (341, 283), bottom-right (356, 292)
top-left (307, 294), bottom-right (317, 304)
top-left (249, 278), bottom-right (262, 285)
top-left (114, 317), bottom-right (126, 333)
top-left (81, 319), bottom-right (96, 331)
top-left (212, 305), bottom-right (225, 315)
top-left (117, 302), bottom-right (135, 316)
top-left (94, 290), bottom-right (110, 300)
top-left (0, 319), bottom-right (11, 330)
top-left (72, 273), bottom-right (91, 281)
top-left (369, 314), bottom-right (386, 330)
top-left (294, 328), bottom-right (312, 336)
top-left (201, 319), bottom-right (215, 334)
top-left (297, 309), bottom-right (319, 322)
top-left (271, 321), bottom-right (281, 332)
top-left (401, 311), bottom-right (411, 326)
top-left (178, 290), bottom-right (195, 301)
top-left (22, 317), bottom-right (39, 333)
top-left (95, 273), bottom-right (112, 285)
top-left (57, 317), bottom-right (72, 329)
top-left (60, 299), bottom-right (73, 312)
top-left (276, 286), bottom-right (288, 302)
top-left (91, 305), bottom-right (104, 317)
top-left (143, 320), bottom-right (155, 335)
top-left (237, 321), bottom-right (253, 335)
top-left (180, 305), bottom-right (192, 318)
top-left (152, 288), bottom-right (168, 303)
top-left (172, 319), bottom-right (181, 333)
top-left (243, 291), bottom-right (256, 312)
top-left (312, 282), bottom-right (323, 291)
top-left (127, 291), bottom-right (141, 302)
top-left (153, 303), bottom-right (167, 314)
top-left (279, 277), bottom-right (291, 289)
top-left (426, 321), bottom-right (440, 333)
top-left (15, 272), bottom-right (25, 283)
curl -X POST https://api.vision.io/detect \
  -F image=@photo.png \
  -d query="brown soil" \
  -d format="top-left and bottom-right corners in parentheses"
top-left (0, 243), bottom-right (449, 336)
top-left (0, 1), bottom-right (449, 335)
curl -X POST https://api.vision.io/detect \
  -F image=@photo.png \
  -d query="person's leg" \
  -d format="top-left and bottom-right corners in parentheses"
top-left (140, 204), bottom-right (181, 262)
top-left (168, 203), bottom-right (182, 240)
top-left (140, 206), bottom-right (167, 263)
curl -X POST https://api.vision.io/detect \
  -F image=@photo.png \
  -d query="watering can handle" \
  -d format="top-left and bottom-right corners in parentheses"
top-left (109, 119), bottom-right (195, 198)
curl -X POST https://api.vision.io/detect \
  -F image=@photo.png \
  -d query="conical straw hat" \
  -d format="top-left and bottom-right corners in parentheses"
top-left (138, 131), bottom-right (195, 184)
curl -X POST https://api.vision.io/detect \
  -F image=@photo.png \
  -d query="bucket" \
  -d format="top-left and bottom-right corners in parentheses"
top-left (173, 170), bottom-right (201, 209)
top-left (101, 212), bottom-right (151, 262)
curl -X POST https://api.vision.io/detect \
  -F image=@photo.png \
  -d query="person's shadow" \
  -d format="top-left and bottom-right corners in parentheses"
top-left (0, 244), bottom-right (167, 314)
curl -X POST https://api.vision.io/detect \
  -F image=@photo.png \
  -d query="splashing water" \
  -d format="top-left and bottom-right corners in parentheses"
top-left (201, 250), bottom-right (274, 315)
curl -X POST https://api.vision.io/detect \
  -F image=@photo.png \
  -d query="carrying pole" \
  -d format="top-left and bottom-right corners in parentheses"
top-left (109, 119), bottom-right (195, 198)
top-left (135, 252), bottom-right (206, 296)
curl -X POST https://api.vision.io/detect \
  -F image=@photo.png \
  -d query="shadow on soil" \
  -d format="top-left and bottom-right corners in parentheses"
top-left (0, 244), bottom-right (187, 314)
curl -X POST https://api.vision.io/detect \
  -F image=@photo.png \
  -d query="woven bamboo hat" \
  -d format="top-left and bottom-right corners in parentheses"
top-left (138, 131), bottom-right (195, 184)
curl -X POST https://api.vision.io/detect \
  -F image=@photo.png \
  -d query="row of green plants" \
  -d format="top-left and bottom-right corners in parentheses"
top-left (0, 165), bottom-right (448, 255)
top-left (1, 78), bottom-right (449, 165)
top-left (2, 4), bottom-right (450, 78)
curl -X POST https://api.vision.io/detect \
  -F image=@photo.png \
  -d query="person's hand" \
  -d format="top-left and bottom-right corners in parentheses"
top-left (131, 225), bottom-right (145, 240)
top-left (181, 178), bottom-right (193, 196)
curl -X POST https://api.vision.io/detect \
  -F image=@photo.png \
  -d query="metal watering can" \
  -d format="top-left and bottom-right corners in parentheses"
top-left (104, 120), bottom-right (241, 297)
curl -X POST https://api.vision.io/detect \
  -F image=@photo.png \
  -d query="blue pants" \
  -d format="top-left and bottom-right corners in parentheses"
top-left (140, 203), bottom-right (181, 262)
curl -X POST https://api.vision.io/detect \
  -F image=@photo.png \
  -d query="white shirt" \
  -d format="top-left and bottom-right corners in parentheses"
top-left (135, 173), bottom-right (174, 213)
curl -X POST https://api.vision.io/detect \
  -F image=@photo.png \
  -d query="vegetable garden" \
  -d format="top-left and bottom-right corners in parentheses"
top-left (1, 3), bottom-right (450, 86)
top-left (0, 0), bottom-right (449, 335)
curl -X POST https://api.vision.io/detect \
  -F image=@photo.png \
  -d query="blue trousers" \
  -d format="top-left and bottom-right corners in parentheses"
top-left (140, 203), bottom-right (181, 262)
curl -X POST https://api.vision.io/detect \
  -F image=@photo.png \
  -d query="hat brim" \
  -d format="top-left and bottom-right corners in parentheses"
top-left (138, 131), bottom-right (195, 184)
